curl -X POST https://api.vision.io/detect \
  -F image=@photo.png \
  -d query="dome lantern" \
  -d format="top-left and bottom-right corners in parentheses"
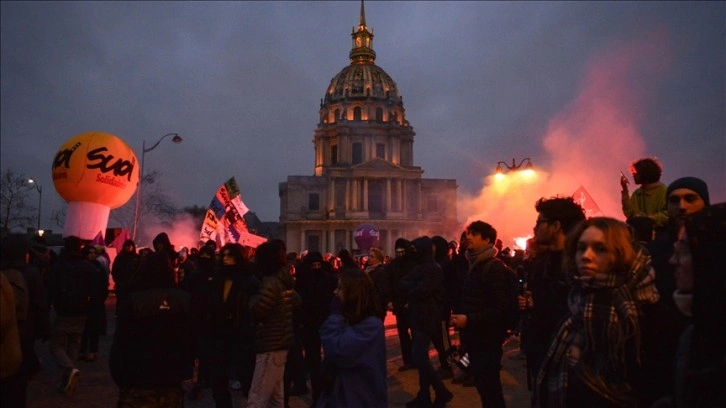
top-left (349, 0), bottom-right (376, 64)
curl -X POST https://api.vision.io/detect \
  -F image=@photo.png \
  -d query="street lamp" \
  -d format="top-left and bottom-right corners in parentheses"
top-left (28, 178), bottom-right (42, 232)
top-left (495, 158), bottom-right (534, 175)
top-left (132, 133), bottom-right (182, 241)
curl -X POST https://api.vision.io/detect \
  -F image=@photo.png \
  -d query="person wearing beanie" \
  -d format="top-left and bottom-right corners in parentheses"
top-left (666, 176), bottom-right (710, 223)
top-left (642, 176), bottom-right (711, 403)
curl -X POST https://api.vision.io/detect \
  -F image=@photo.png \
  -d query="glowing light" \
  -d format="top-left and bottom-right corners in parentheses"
top-left (494, 173), bottom-right (506, 181)
top-left (513, 235), bottom-right (532, 251)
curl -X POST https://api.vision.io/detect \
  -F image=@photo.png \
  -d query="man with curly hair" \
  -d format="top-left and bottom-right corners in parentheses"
top-left (620, 157), bottom-right (668, 233)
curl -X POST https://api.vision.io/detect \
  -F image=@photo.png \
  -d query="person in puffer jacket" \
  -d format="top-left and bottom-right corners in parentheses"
top-left (247, 240), bottom-right (302, 408)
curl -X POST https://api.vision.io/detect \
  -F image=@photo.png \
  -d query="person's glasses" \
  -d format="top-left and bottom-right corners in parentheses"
top-left (534, 218), bottom-right (550, 227)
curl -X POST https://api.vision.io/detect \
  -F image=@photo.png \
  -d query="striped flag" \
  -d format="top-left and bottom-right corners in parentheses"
top-left (199, 177), bottom-right (267, 248)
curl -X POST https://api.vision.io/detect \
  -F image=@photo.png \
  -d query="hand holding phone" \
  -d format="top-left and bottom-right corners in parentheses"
top-left (620, 171), bottom-right (630, 190)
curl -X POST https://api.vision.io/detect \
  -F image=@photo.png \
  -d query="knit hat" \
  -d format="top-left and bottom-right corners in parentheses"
top-left (667, 177), bottom-right (710, 206)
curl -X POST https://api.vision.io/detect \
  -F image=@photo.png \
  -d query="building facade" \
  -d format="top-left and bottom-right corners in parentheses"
top-left (279, 2), bottom-right (458, 255)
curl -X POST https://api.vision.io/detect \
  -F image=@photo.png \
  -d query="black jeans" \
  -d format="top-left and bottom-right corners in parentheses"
top-left (411, 328), bottom-right (449, 403)
top-left (468, 347), bottom-right (505, 408)
top-left (395, 310), bottom-right (414, 366)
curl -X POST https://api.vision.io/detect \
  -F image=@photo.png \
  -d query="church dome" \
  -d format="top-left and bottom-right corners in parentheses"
top-left (321, 1), bottom-right (403, 109)
top-left (323, 64), bottom-right (402, 105)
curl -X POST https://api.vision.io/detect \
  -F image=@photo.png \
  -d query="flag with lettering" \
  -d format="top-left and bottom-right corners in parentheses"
top-left (199, 177), bottom-right (267, 248)
top-left (572, 185), bottom-right (603, 218)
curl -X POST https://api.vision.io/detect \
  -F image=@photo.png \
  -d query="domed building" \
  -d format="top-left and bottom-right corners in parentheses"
top-left (279, 1), bottom-right (458, 255)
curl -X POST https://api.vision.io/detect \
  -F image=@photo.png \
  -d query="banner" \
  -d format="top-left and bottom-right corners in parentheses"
top-left (199, 177), bottom-right (267, 248)
top-left (572, 185), bottom-right (603, 218)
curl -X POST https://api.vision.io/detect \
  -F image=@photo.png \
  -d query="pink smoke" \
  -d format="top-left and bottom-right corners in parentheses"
top-left (460, 28), bottom-right (673, 248)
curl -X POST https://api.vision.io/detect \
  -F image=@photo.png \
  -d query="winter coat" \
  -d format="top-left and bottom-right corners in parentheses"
top-left (459, 251), bottom-right (513, 350)
top-left (46, 252), bottom-right (95, 317)
top-left (316, 314), bottom-right (387, 408)
top-left (398, 238), bottom-right (445, 334)
top-left (249, 268), bottom-right (301, 353)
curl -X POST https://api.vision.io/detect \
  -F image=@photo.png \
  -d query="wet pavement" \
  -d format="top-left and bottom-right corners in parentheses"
top-left (27, 295), bottom-right (531, 407)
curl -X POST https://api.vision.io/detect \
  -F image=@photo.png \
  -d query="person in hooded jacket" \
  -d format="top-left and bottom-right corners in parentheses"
top-left (181, 245), bottom-right (217, 400)
top-left (295, 251), bottom-right (337, 406)
top-left (130, 232), bottom-right (175, 291)
top-left (111, 239), bottom-right (139, 316)
top-left (387, 238), bottom-right (416, 372)
top-left (431, 235), bottom-right (454, 378)
top-left (109, 241), bottom-right (194, 408)
top-left (399, 236), bottom-right (454, 408)
top-left (195, 243), bottom-right (259, 408)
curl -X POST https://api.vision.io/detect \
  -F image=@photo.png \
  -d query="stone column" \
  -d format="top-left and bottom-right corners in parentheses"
top-left (386, 178), bottom-right (391, 212)
top-left (363, 179), bottom-right (369, 211)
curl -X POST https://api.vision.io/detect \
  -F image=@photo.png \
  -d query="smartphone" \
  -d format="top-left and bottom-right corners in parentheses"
top-left (620, 171), bottom-right (630, 185)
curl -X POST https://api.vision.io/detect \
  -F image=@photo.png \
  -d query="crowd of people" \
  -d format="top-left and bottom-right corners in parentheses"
top-left (0, 159), bottom-right (724, 408)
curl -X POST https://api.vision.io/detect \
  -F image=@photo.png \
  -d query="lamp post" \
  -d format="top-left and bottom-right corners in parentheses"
top-left (28, 178), bottom-right (42, 232)
top-left (495, 157), bottom-right (534, 175)
top-left (132, 133), bottom-right (182, 241)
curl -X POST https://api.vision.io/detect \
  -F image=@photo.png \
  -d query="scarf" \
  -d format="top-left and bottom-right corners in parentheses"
top-left (465, 245), bottom-right (496, 272)
top-left (535, 248), bottom-right (660, 407)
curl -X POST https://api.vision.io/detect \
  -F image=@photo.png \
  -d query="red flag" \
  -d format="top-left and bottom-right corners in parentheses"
top-left (89, 230), bottom-right (105, 246)
top-left (572, 186), bottom-right (603, 218)
top-left (110, 229), bottom-right (130, 250)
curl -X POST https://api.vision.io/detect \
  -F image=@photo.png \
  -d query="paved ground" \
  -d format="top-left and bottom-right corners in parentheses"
top-left (27, 295), bottom-right (531, 407)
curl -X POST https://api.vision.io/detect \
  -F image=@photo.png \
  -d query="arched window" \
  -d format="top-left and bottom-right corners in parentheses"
top-left (376, 107), bottom-right (383, 123)
top-left (334, 109), bottom-right (340, 123)
top-left (353, 107), bottom-right (362, 121)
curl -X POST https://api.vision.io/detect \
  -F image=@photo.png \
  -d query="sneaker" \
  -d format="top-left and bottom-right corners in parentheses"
top-left (61, 368), bottom-right (80, 397)
top-left (229, 380), bottom-right (242, 391)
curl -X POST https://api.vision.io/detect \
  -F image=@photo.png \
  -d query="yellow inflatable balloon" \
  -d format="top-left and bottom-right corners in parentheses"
top-left (52, 131), bottom-right (139, 209)
top-left (52, 131), bottom-right (139, 239)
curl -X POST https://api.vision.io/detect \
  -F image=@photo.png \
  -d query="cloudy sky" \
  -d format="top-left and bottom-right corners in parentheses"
top-left (2, 1), bottom-right (724, 241)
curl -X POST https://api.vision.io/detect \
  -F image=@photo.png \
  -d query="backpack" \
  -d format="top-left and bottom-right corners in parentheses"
top-left (482, 258), bottom-right (520, 333)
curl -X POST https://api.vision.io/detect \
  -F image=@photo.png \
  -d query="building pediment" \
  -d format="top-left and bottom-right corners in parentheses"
top-left (352, 158), bottom-right (404, 171)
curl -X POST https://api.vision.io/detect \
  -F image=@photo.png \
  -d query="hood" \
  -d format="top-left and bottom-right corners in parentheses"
top-left (431, 235), bottom-right (449, 261)
top-left (410, 236), bottom-right (434, 262)
top-left (152, 232), bottom-right (171, 248)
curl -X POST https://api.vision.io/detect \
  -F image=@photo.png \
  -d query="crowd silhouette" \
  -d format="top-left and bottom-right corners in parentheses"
top-left (1, 164), bottom-right (724, 408)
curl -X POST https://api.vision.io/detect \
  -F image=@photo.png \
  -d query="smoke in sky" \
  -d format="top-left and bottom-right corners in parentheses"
top-left (137, 212), bottom-right (201, 252)
top-left (460, 29), bottom-right (672, 248)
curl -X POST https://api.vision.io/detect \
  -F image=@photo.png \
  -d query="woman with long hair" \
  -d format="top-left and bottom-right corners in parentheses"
top-left (534, 217), bottom-right (661, 407)
top-left (316, 268), bottom-right (387, 408)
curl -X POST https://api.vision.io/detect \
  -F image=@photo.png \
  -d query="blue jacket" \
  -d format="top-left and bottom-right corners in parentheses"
top-left (317, 314), bottom-right (387, 408)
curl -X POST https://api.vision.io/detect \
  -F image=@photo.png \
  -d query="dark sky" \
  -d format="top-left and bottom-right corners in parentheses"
top-left (2, 1), bottom-right (724, 230)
